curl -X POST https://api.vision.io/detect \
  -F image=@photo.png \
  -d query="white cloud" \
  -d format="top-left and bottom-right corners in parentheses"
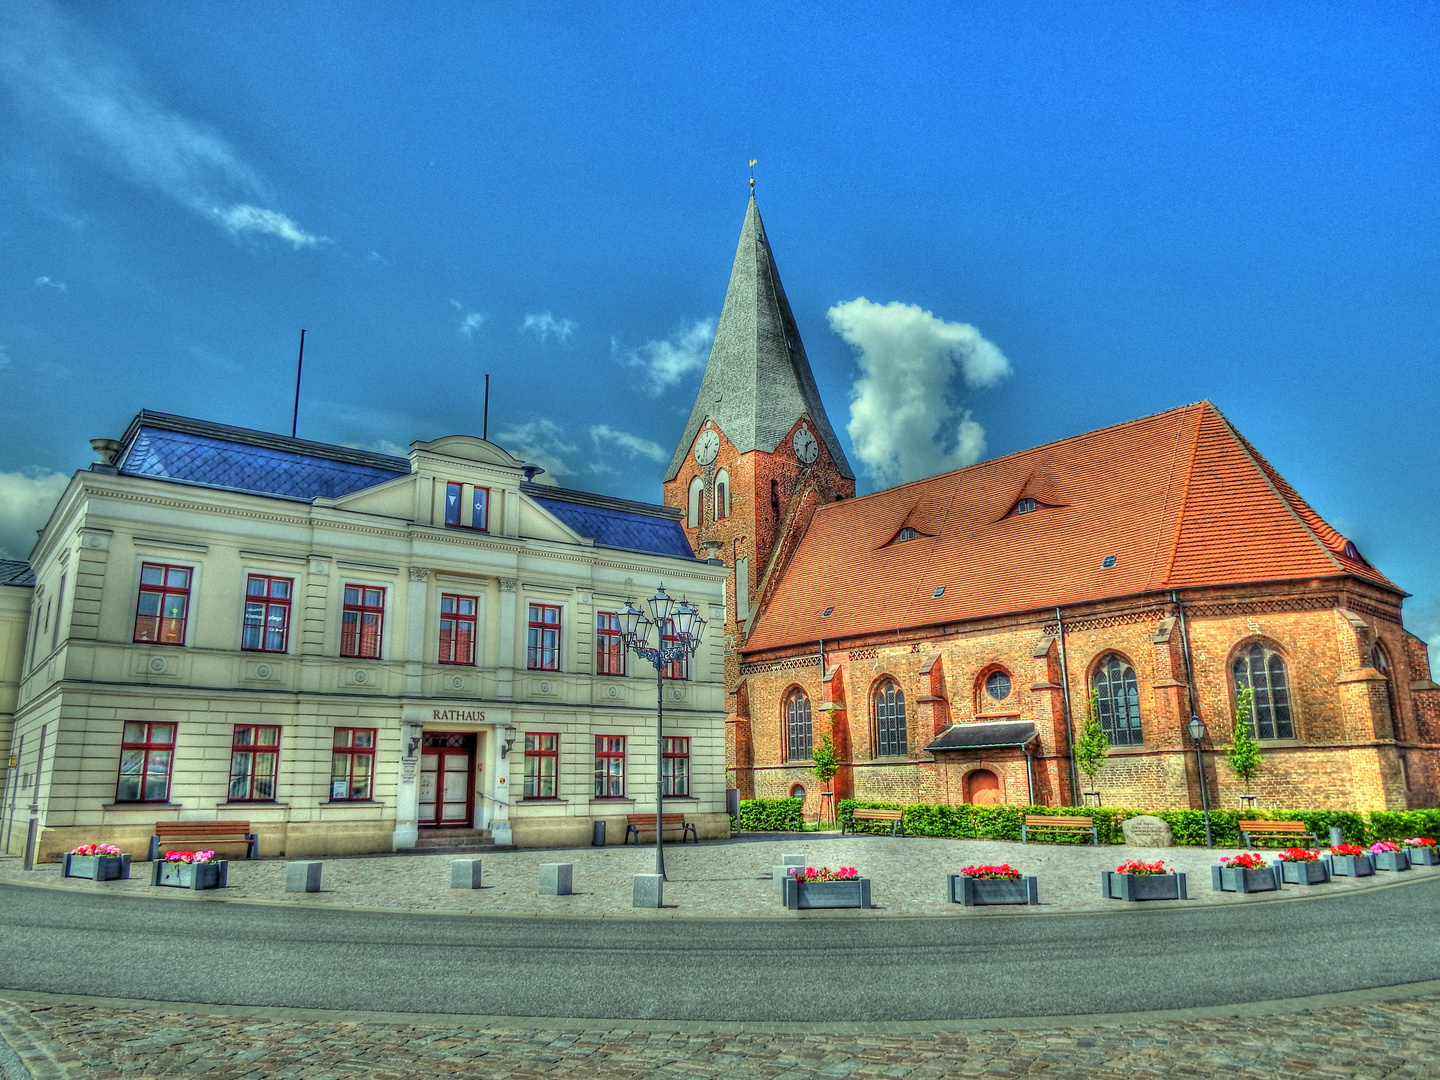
top-left (0, 1), bottom-right (327, 249)
top-left (0, 468), bottom-right (69, 560)
top-left (33, 275), bottom-right (66, 291)
top-left (495, 418), bottom-right (576, 480)
top-left (830, 297), bottom-right (1012, 488)
top-left (0, 345), bottom-right (10, 369)
top-left (615, 318), bottom-right (716, 396)
top-left (590, 424), bottom-right (667, 463)
top-left (522, 312), bottom-right (577, 344)
top-left (367, 251), bottom-right (388, 265)
top-left (450, 299), bottom-right (486, 337)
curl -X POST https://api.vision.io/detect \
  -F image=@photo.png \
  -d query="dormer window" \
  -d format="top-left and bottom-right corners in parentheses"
top-left (1015, 498), bottom-right (1037, 515)
top-left (444, 481), bottom-right (490, 531)
top-left (896, 527), bottom-right (916, 542)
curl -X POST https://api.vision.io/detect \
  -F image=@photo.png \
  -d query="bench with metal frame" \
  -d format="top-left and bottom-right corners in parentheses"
top-left (842, 807), bottom-right (905, 837)
top-left (1020, 814), bottom-right (1099, 847)
top-left (1238, 819), bottom-right (1318, 848)
top-left (624, 813), bottom-right (697, 844)
top-left (149, 820), bottom-right (258, 861)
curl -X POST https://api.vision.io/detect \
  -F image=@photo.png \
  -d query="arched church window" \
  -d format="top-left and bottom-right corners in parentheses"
top-left (1232, 643), bottom-right (1294, 739)
top-left (687, 477), bottom-right (703, 529)
top-left (875, 679), bottom-right (907, 757)
top-left (1092, 654), bottom-right (1143, 746)
top-left (770, 479), bottom-right (780, 511)
top-left (1373, 642), bottom-right (1399, 738)
top-left (785, 688), bottom-right (812, 762)
top-left (714, 470), bottom-right (730, 520)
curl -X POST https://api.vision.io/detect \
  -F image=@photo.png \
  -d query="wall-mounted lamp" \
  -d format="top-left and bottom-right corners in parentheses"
top-left (403, 723), bottom-right (423, 760)
top-left (499, 724), bottom-right (516, 759)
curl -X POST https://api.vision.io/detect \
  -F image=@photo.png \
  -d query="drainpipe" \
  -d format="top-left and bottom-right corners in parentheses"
top-left (1172, 589), bottom-right (1212, 847)
top-left (1023, 735), bottom-right (1036, 806)
top-left (1054, 607), bottom-right (1081, 804)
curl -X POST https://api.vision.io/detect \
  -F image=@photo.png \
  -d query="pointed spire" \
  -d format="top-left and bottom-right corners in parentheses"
top-left (665, 195), bottom-right (854, 482)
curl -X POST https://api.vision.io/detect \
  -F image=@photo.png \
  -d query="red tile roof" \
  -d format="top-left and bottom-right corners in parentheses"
top-left (745, 401), bottom-right (1397, 654)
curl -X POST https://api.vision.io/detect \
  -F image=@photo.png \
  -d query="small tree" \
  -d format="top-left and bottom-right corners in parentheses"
top-left (1074, 688), bottom-right (1110, 799)
top-left (1226, 684), bottom-right (1263, 788)
top-left (811, 732), bottom-right (841, 789)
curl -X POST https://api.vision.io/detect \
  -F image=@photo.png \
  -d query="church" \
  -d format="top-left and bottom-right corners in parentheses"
top-left (663, 194), bottom-right (1440, 815)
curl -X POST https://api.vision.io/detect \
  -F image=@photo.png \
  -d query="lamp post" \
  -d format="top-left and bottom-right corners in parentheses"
top-left (1188, 714), bottom-right (1213, 849)
top-left (619, 586), bottom-right (707, 879)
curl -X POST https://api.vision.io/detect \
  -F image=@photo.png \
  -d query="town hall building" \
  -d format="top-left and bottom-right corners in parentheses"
top-left (664, 194), bottom-right (1440, 816)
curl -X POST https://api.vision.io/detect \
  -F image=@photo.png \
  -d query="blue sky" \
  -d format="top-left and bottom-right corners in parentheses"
top-left (2, 2), bottom-right (1437, 654)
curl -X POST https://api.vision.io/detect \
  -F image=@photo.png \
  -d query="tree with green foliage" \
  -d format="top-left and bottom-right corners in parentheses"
top-left (1074, 688), bottom-right (1111, 792)
top-left (811, 732), bottom-right (841, 787)
top-left (1226, 684), bottom-right (1263, 786)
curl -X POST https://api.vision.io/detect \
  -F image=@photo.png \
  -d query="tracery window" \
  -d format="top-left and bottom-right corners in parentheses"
top-left (1232, 643), bottom-right (1294, 739)
top-left (785, 688), bottom-right (812, 762)
top-left (1092, 653), bottom-right (1143, 746)
top-left (875, 679), bottom-right (907, 757)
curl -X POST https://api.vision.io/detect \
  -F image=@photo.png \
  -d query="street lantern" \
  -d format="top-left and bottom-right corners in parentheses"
top-left (1188, 715), bottom-right (1213, 849)
top-left (619, 586), bottom-right (707, 879)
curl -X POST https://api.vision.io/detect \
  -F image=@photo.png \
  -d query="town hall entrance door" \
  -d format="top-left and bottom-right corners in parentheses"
top-left (965, 769), bottom-right (1001, 806)
top-left (419, 732), bottom-right (476, 827)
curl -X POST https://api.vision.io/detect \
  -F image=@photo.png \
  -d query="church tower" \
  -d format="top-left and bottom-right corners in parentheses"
top-left (663, 193), bottom-right (855, 794)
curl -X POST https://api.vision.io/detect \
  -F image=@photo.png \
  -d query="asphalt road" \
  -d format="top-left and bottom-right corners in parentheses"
top-left (3, 879), bottom-right (1438, 1023)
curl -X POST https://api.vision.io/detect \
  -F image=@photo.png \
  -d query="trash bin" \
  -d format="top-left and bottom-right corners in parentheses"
top-left (592, 820), bottom-right (606, 847)
top-left (1329, 826), bottom-right (1344, 847)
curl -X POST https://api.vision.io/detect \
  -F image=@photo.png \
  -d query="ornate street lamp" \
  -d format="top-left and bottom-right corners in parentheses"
top-left (619, 587), bottom-right (706, 879)
top-left (1188, 714), bottom-right (1213, 849)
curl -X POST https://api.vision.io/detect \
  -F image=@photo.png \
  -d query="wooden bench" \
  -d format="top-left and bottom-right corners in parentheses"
top-left (624, 814), bottom-right (697, 844)
top-left (1021, 815), bottom-right (1099, 847)
top-left (149, 821), bottom-right (258, 861)
top-left (841, 807), bottom-right (905, 837)
top-left (1239, 820), bottom-right (1318, 848)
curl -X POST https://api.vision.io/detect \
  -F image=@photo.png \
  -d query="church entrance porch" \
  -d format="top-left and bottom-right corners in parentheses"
top-left (418, 732), bottom-right (477, 828)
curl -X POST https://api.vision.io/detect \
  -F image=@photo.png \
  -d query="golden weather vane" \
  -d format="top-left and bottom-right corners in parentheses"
top-left (749, 159), bottom-right (757, 189)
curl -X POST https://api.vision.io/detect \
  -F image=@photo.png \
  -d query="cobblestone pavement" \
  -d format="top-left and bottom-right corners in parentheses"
top-left (2, 991), bottom-right (1440, 1079)
top-left (3, 834), bottom-right (1429, 918)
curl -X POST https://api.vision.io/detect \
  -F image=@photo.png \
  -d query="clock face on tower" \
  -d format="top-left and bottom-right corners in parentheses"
top-left (792, 424), bottom-right (818, 464)
top-left (693, 428), bottom-right (720, 466)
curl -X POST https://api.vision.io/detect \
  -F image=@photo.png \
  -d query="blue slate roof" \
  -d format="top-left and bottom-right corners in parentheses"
top-left (0, 559), bottom-right (35, 587)
top-left (116, 413), bottom-right (409, 501)
top-left (523, 484), bottom-right (697, 560)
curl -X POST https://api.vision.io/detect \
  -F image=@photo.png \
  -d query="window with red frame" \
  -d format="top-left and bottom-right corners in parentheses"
top-left (116, 721), bottom-right (176, 802)
top-left (662, 736), bottom-right (689, 797)
top-left (661, 618), bottom-right (688, 680)
top-left (242, 575), bottom-right (292, 652)
top-left (340, 586), bottom-right (384, 659)
top-left (439, 593), bottom-right (478, 665)
top-left (596, 611), bottom-right (625, 675)
top-left (229, 724), bottom-right (279, 801)
top-left (331, 728), bottom-right (375, 800)
top-left (527, 604), bottom-right (561, 670)
top-left (133, 563), bottom-right (191, 645)
top-left (524, 732), bottom-right (558, 798)
top-left (443, 481), bottom-right (490, 531)
top-left (445, 481), bottom-right (463, 526)
top-left (594, 735), bottom-right (624, 798)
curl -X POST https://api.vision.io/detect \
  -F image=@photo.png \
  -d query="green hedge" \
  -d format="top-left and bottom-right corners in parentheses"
top-left (738, 798), bottom-right (804, 832)
top-left (836, 799), bottom-right (1433, 846)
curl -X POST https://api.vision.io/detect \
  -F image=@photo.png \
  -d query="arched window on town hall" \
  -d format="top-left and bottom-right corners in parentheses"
top-left (714, 469), bottom-right (731, 520)
top-left (875, 678), bottom-right (907, 757)
top-left (1232, 642), bottom-right (1294, 740)
top-left (785, 688), bottom-right (812, 762)
top-left (687, 476), bottom-right (704, 528)
top-left (1092, 653), bottom-right (1143, 746)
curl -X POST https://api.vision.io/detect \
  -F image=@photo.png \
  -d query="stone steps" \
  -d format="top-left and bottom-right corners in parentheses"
top-left (413, 828), bottom-right (513, 854)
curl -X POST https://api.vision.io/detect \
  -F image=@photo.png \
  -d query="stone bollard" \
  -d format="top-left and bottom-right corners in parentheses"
top-left (539, 863), bottom-right (573, 895)
top-left (285, 861), bottom-right (322, 893)
top-left (633, 873), bottom-right (664, 908)
top-left (772, 855), bottom-right (807, 893)
top-left (450, 858), bottom-right (483, 889)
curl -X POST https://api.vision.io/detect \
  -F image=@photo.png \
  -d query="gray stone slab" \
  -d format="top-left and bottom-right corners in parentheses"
top-left (284, 861), bottom-right (322, 893)
top-left (539, 862), bottom-right (573, 895)
top-left (633, 873), bottom-right (663, 908)
top-left (450, 859), bottom-right (483, 889)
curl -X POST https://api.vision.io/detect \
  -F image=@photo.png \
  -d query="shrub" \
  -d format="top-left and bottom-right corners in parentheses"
top-left (737, 798), bottom-right (803, 832)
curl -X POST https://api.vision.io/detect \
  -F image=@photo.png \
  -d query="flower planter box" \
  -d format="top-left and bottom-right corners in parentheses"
top-left (949, 875), bottom-right (1039, 906)
top-left (1280, 860), bottom-right (1331, 885)
top-left (1372, 851), bottom-right (1410, 872)
top-left (151, 860), bottom-right (228, 890)
top-left (62, 853), bottom-right (131, 881)
top-left (1405, 846), bottom-right (1440, 866)
top-left (1324, 854), bottom-right (1373, 878)
top-left (1101, 870), bottom-right (1187, 901)
top-left (1210, 865), bottom-right (1281, 893)
top-left (782, 877), bottom-right (871, 909)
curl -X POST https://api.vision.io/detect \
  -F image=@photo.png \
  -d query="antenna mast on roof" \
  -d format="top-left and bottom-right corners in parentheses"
top-left (483, 373), bottom-right (490, 441)
top-left (290, 329), bottom-right (306, 439)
